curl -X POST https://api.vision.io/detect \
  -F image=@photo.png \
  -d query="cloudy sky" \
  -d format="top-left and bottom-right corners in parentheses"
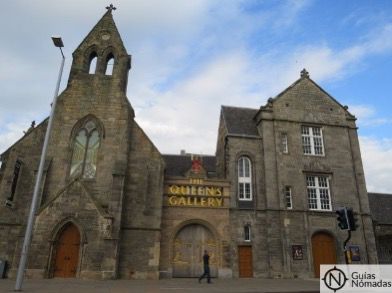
top-left (0, 0), bottom-right (391, 193)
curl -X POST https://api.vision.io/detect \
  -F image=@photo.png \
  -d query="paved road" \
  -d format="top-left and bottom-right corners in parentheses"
top-left (0, 278), bottom-right (320, 293)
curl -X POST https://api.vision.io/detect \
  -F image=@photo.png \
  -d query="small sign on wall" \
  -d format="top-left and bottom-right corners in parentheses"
top-left (292, 245), bottom-right (304, 260)
top-left (349, 245), bottom-right (361, 261)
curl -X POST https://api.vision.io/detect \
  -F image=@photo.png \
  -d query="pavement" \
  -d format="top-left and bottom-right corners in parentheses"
top-left (0, 278), bottom-right (320, 293)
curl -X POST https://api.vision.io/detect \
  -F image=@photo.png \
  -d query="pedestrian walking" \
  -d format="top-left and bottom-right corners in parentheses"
top-left (198, 250), bottom-right (211, 283)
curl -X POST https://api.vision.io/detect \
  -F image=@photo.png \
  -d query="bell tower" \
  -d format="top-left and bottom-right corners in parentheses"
top-left (67, 5), bottom-right (131, 94)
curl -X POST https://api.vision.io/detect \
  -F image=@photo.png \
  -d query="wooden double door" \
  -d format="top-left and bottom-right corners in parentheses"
top-left (172, 224), bottom-right (218, 277)
top-left (312, 232), bottom-right (337, 278)
top-left (53, 223), bottom-right (81, 278)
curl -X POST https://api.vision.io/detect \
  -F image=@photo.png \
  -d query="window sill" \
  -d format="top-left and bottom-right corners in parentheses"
top-left (303, 153), bottom-right (325, 157)
top-left (308, 208), bottom-right (332, 212)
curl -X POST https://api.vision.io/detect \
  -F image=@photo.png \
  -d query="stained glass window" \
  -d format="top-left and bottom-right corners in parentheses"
top-left (70, 120), bottom-right (100, 178)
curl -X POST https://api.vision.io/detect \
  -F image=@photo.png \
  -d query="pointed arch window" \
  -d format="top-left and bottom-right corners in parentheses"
top-left (88, 52), bottom-right (98, 74)
top-left (70, 120), bottom-right (100, 179)
top-left (238, 156), bottom-right (252, 201)
top-left (104, 53), bottom-right (115, 75)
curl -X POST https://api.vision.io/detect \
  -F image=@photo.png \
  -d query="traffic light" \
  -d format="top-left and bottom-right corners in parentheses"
top-left (336, 208), bottom-right (349, 230)
top-left (347, 208), bottom-right (359, 231)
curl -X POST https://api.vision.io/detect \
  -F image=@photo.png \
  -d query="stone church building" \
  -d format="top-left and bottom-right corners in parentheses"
top-left (0, 9), bottom-right (379, 280)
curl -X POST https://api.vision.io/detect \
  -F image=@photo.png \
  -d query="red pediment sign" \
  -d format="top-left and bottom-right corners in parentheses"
top-left (191, 157), bottom-right (202, 174)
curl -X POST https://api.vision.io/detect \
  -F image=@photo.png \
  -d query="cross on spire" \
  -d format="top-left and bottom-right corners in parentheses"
top-left (300, 68), bottom-right (309, 78)
top-left (106, 4), bottom-right (117, 12)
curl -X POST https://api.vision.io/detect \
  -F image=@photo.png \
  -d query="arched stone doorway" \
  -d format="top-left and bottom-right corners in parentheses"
top-left (172, 223), bottom-right (218, 277)
top-left (311, 232), bottom-right (337, 278)
top-left (52, 223), bottom-right (81, 278)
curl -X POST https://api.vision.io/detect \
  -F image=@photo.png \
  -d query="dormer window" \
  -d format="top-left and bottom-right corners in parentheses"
top-left (104, 53), bottom-right (115, 75)
top-left (88, 52), bottom-right (98, 74)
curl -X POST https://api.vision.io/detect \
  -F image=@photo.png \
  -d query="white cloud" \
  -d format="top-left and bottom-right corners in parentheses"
top-left (272, 0), bottom-right (312, 29)
top-left (360, 136), bottom-right (392, 193)
top-left (349, 105), bottom-right (392, 127)
top-left (134, 52), bottom-right (264, 154)
top-left (269, 23), bottom-right (392, 85)
top-left (0, 121), bottom-right (30, 155)
top-left (349, 105), bottom-right (375, 120)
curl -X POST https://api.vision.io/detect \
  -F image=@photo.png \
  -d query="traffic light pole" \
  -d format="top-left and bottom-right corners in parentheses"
top-left (343, 230), bottom-right (352, 264)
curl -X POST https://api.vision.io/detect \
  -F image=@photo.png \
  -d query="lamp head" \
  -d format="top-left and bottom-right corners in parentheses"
top-left (51, 36), bottom-right (64, 48)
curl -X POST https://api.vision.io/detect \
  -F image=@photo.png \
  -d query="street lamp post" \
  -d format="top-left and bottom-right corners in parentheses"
top-left (14, 37), bottom-right (65, 291)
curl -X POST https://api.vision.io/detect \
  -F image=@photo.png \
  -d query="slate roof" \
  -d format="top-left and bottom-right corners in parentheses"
top-left (368, 193), bottom-right (392, 224)
top-left (163, 154), bottom-right (216, 178)
top-left (221, 106), bottom-right (259, 136)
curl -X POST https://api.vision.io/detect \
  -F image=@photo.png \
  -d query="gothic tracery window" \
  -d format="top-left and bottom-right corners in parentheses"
top-left (70, 120), bottom-right (100, 178)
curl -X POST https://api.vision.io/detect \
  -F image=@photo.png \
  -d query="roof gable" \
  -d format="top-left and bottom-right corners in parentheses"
top-left (221, 106), bottom-right (259, 136)
top-left (257, 69), bottom-right (356, 125)
top-left (73, 9), bottom-right (127, 56)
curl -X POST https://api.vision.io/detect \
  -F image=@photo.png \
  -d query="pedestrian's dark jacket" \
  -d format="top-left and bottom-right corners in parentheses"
top-left (203, 254), bottom-right (209, 266)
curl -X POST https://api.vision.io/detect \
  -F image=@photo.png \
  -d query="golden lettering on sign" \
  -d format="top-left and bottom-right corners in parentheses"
top-left (168, 185), bottom-right (222, 196)
top-left (190, 178), bottom-right (204, 185)
top-left (167, 195), bottom-right (224, 207)
top-left (166, 181), bottom-right (225, 208)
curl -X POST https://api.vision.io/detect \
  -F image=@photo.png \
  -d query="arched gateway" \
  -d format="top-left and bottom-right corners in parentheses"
top-left (52, 223), bottom-right (81, 278)
top-left (172, 224), bottom-right (218, 277)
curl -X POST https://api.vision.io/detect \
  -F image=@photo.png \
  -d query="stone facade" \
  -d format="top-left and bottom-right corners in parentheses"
top-left (0, 10), bottom-right (380, 280)
top-left (0, 10), bottom-right (163, 280)
top-left (215, 69), bottom-right (378, 278)
top-left (159, 155), bottom-right (231, 278)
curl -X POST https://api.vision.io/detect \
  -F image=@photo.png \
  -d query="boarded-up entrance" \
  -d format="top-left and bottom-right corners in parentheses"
top-left (172, 224), bottom-right (217, 277)
top-left (312, 232), bottom-right (336, 278)
top-left (53, 223), bottom-right (80, 278)
top-left (238, 246), bottom-right (253, 277)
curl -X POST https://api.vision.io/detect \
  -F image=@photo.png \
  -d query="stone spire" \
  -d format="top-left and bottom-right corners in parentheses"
top-left (67, 8), bottom-right (131, 93)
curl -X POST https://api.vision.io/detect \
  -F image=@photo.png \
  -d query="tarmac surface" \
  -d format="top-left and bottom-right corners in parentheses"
top-left (0, 278), bottom-right (320, 293)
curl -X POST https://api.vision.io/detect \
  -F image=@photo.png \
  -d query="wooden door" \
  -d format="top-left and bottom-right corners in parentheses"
top-left (312, 232), bottom-right (336, 278)
top-left (53, 223), bottom-right (80, 278)
top-left (238, 246), bottom-right (253, 277)
top-left (172, 224), bottom-right (217, 277)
